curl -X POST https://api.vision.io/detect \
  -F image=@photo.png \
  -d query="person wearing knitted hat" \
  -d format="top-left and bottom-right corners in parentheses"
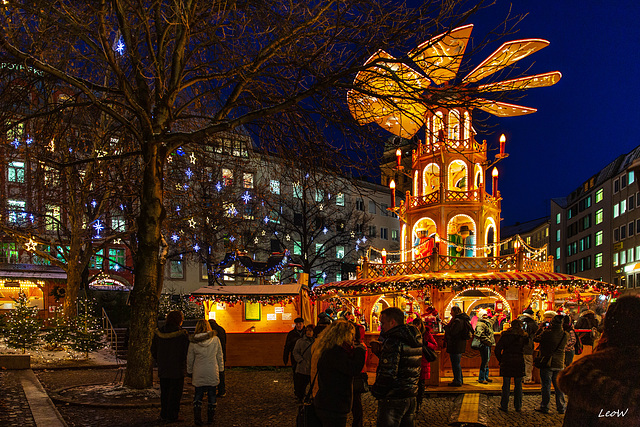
top-left (533, 314), bottom-right (568, 414)
top-left (558, 296), bottom-right (640, 426)
top-left (518, 308), bottom-right (539, 383)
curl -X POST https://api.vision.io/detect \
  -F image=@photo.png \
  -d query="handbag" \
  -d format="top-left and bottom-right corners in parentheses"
top-left (296, 371), bottom-right (321, 427)
top-left (471, 336), bottom-right (482, 350)
top-left (353, 371), bottom-right (369, 394)
top-left (423, 346), bottom-right (437, 363)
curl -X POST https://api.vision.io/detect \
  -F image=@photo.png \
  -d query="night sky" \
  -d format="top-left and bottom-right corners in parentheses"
top-left (465, 1), bottom-right (640, 225)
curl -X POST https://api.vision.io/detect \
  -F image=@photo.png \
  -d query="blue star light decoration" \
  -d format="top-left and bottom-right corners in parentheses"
top-left (322, 272), bottom-right (327, 280)
top-left (228, 205), bottom-right (238, 216)
top-left (176, 205), bottom-right (181, 213)
top-left (171, 234), bottom-right (180, 243)
top-left (264, 215), bottom-right (270, 224)
top-left (176, 147), bottom-right (185, 156)
top-left (193, 243), bottom-right (200, 252)
top-left (216, 181), bottom-right (223, 192)
top-left (322, 227), bottom-right (328, 234)
top-left (11, 138), bottom-right (19, 148)
top-left (91, 200), bottom-right (97, 208)
top-left (241, 191), bottom-right (252, 204)
top-left (26, 137), bottom-right (33, 145)
top-left (115, 37), bottom-right (125, 55)
top-left (93, 220), bottom-right (104, 235)
top-left (120, 204), bottom-right (125, 211)
top-left (229, 236), bottom-right (236, 242)
top-left (185, 168), bottom-right (193, 179)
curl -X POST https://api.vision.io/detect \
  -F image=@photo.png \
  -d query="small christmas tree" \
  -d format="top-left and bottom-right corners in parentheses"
top-left (43, 314), bottom-right (71, 350)
top-left (5, 292), bottom-right (42, 353)
top-left (69, 296), bottom-right (104, 358)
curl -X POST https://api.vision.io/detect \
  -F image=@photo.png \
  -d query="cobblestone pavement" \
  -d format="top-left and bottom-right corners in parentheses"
top-left (31, 368), bottom-right (565, 427)
top-left (0, 371), bottom-right (37, 427)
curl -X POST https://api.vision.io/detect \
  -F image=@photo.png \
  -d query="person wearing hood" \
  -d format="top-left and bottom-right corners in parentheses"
top-left (370, 307), bottom-right (422, 426)
top-left (444, 305), bottom-right (473, 387)
top-left (208, 318), bottom-right (227, 397)
top-left (558, 296), bottom-right (640, 426)
top-left (187, 319), bottom-right (224, 426)
top-left (151, 310), bottom-right (190, 423)
top-left (518, 308), bottom-right (539, 383)
top-left (474, 308), bottom-right (496, 384)
top-left (533, 314), bottom-right (568, 414)
top-left (574, 309), bottom-right (600, 346)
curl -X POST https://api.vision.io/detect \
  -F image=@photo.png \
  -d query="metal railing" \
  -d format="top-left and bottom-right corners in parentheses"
top-left (101, 307), bottom-right (122, 364)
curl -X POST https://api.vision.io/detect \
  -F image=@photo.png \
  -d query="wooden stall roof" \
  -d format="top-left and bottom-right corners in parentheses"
top-left (313, 271), bottom-right (616, 296)
top-left (192, 284), bottom-right (303, 296)
top-left (0, 263), bottom-right (67, 280)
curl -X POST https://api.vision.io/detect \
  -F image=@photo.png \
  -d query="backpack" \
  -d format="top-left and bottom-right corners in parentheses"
top-left (574, 332), bottom-right (583, 355)
top-left (464, 320), bottom-right (474, 340)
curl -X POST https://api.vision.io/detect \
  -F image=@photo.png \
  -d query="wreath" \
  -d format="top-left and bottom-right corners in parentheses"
top-left (50, 285), bottom-right (66, 301)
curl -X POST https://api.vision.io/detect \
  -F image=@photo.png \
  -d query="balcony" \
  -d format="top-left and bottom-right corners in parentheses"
top-left (413, 138), bottom-right (486, 160)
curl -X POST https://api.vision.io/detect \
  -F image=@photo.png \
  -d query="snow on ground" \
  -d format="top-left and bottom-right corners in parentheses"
top-left (0, 341), bottom-right (119, 368)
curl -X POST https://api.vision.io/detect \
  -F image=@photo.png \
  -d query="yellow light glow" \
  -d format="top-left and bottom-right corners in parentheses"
top-left (389, 180), bottom-right (396, 189)
top-left (492, 167), bottom-right (499, 177)
top-left (500, 134), bottom-right (506, 144)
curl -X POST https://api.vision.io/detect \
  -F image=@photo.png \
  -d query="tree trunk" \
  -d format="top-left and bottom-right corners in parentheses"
top-left (124, 142), bottom-right (165, 389)
top-left (63, 266), bottom-right (81, 318)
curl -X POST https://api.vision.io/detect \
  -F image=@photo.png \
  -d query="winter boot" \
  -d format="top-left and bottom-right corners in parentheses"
top-left (207, 404), bottom-right (216, 425)
top-left (193, 402), bottom-right (203, 426)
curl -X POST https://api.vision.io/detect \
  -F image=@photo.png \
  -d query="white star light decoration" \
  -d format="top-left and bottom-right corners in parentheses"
top-left (115, 37), bottom-right (125, 55)
top-left (171, 234), bottom-right (180, 242)
top-left (263, 216), bottom-right (270, 224)
top-left (228, 205), bottom-right (238, 216)
top-left (241, 191), bottom-right (252, 204)
top-left (254, 237), bottom-right (259, 244)
top-left (322, 227), bottom-right (328, 234)
top-left (190, 153), bottom-right (197, 164)
top-left (193, 243), bottom-right (200, 252)
top-left (91, 200), bottom-right (97, 208)
top-left (188, 218), bottom-right (196, 228)
top-left (24, 239), bottom-right (37, 252)
top-left (93, 220), bottom-right (104, 234)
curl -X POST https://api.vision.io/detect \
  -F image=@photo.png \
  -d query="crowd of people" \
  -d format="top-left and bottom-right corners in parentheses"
top-left (150, 296), bottom-right (639, 427)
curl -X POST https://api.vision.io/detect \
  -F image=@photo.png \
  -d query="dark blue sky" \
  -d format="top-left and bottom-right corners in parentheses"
top-left (466, 1), bottom-right (640, 225)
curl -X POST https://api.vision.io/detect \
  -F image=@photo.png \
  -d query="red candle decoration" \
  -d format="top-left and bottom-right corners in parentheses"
top-left (381, 248), bottom-right (387, 264)
top-left (499, 134), bottom-right (506, 156)
top-left (395, 148), bottom-right (401, 168)
top-left (492, 167), bottom-right (499, 196)
top-left (389, 179), bottom-right (396, 208)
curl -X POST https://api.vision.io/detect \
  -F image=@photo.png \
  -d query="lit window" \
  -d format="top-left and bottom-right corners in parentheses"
top-left (556, 229), bottom-right (561, 242)
top-left (169, 260), bottom-right (184, 279)
top-left (621, 200), bottom-right (627, 214)
top-left (222, 168), bottom-right (233, 186)
top-left (7, 161), bottom-right (25, 183)
top-left (613, 253), bottom-right (619, 266)
top-left (556, 213), bottom-right (561, 224)
top-left (595, 231), bottom-right (603, 246)
top-left (243, 173), bottom-right (254, 189)
top-left (621, 251), bottom-right (626, 265)
top-left (595, 209), bottom-right (603, 224)
top-left (293, 241), bottom-right (302, 255)
top-left (316, 243), bottom-right (325, 257)
top-left (293, 183), bottom-right (302, 199)
top-left (595, 188), bottom-right (604, 203)
top-left (613, 204), bottom-right (619, 218)
top-left (270, 180), bottom-right (280, 194)
top-left (336, 272), bottom-right (342, 281)
top-left (45, 205), bottom-right (60, 231)
top-left (595, 253), bottom-right (602, 268)
top-left (555, 247), bottom-right (560, 260)
top-left (91, 249), bottom-right (104, 269)
top-left (108, 248), bottom-right (125, 271)
top-left (111, 215), bottom-right (125, 232)
top-left (336, 193), bottom-right (344, 206)
top-left (628, 248), bottom-right (634, 263)
top-left (7, 199), bottom-right (26, 224)
top-left (391, 230), bottom-right (399, 241)
top-left (315, 189), bottom-right (324, 202)
top-left (336, 246), bottom-right (344, 259)
top-left (630, 171), bottom-right (636, 184)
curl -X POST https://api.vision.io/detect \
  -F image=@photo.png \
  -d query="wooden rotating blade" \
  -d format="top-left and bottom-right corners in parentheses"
top-left (373, 100), bottom-right (429, 139)
top-left (347, 90), bottom-right (388, 124)
top-left (408, 24), bottom-right (474, 86)
top-left (477, 71), bottom-right (562, 93)
top-left (462, 39), bottom-right (550, 84)
top-left (475, 99), bottom-right (537, 117)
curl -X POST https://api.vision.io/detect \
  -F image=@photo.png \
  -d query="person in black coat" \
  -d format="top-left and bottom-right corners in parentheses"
top-left (311, 320), bottom-right (366, 427)
top-left (151, 310), bottom-right (190, 422)
top-left (495, 319), bottom-right (528, 412)
top-left (533, 314), bottom-right (568, 414)
top-left (444, 306), bottom-right (473, 387)
top-left (208, 318), bottom-right (227, 397)
top-left (283, 317), bottom-right (305, 372)
top-left (518, 308), bottom-right (538, 383)
top-left (370, 307), bottom-right (423, 426)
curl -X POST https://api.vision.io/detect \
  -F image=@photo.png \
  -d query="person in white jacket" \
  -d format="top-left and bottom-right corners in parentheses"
top-left (188, 319), bottom-right (224, 426)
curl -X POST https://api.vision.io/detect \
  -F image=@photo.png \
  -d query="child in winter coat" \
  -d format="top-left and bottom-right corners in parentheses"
top-left (188, 320), bottom-right (224, 426)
